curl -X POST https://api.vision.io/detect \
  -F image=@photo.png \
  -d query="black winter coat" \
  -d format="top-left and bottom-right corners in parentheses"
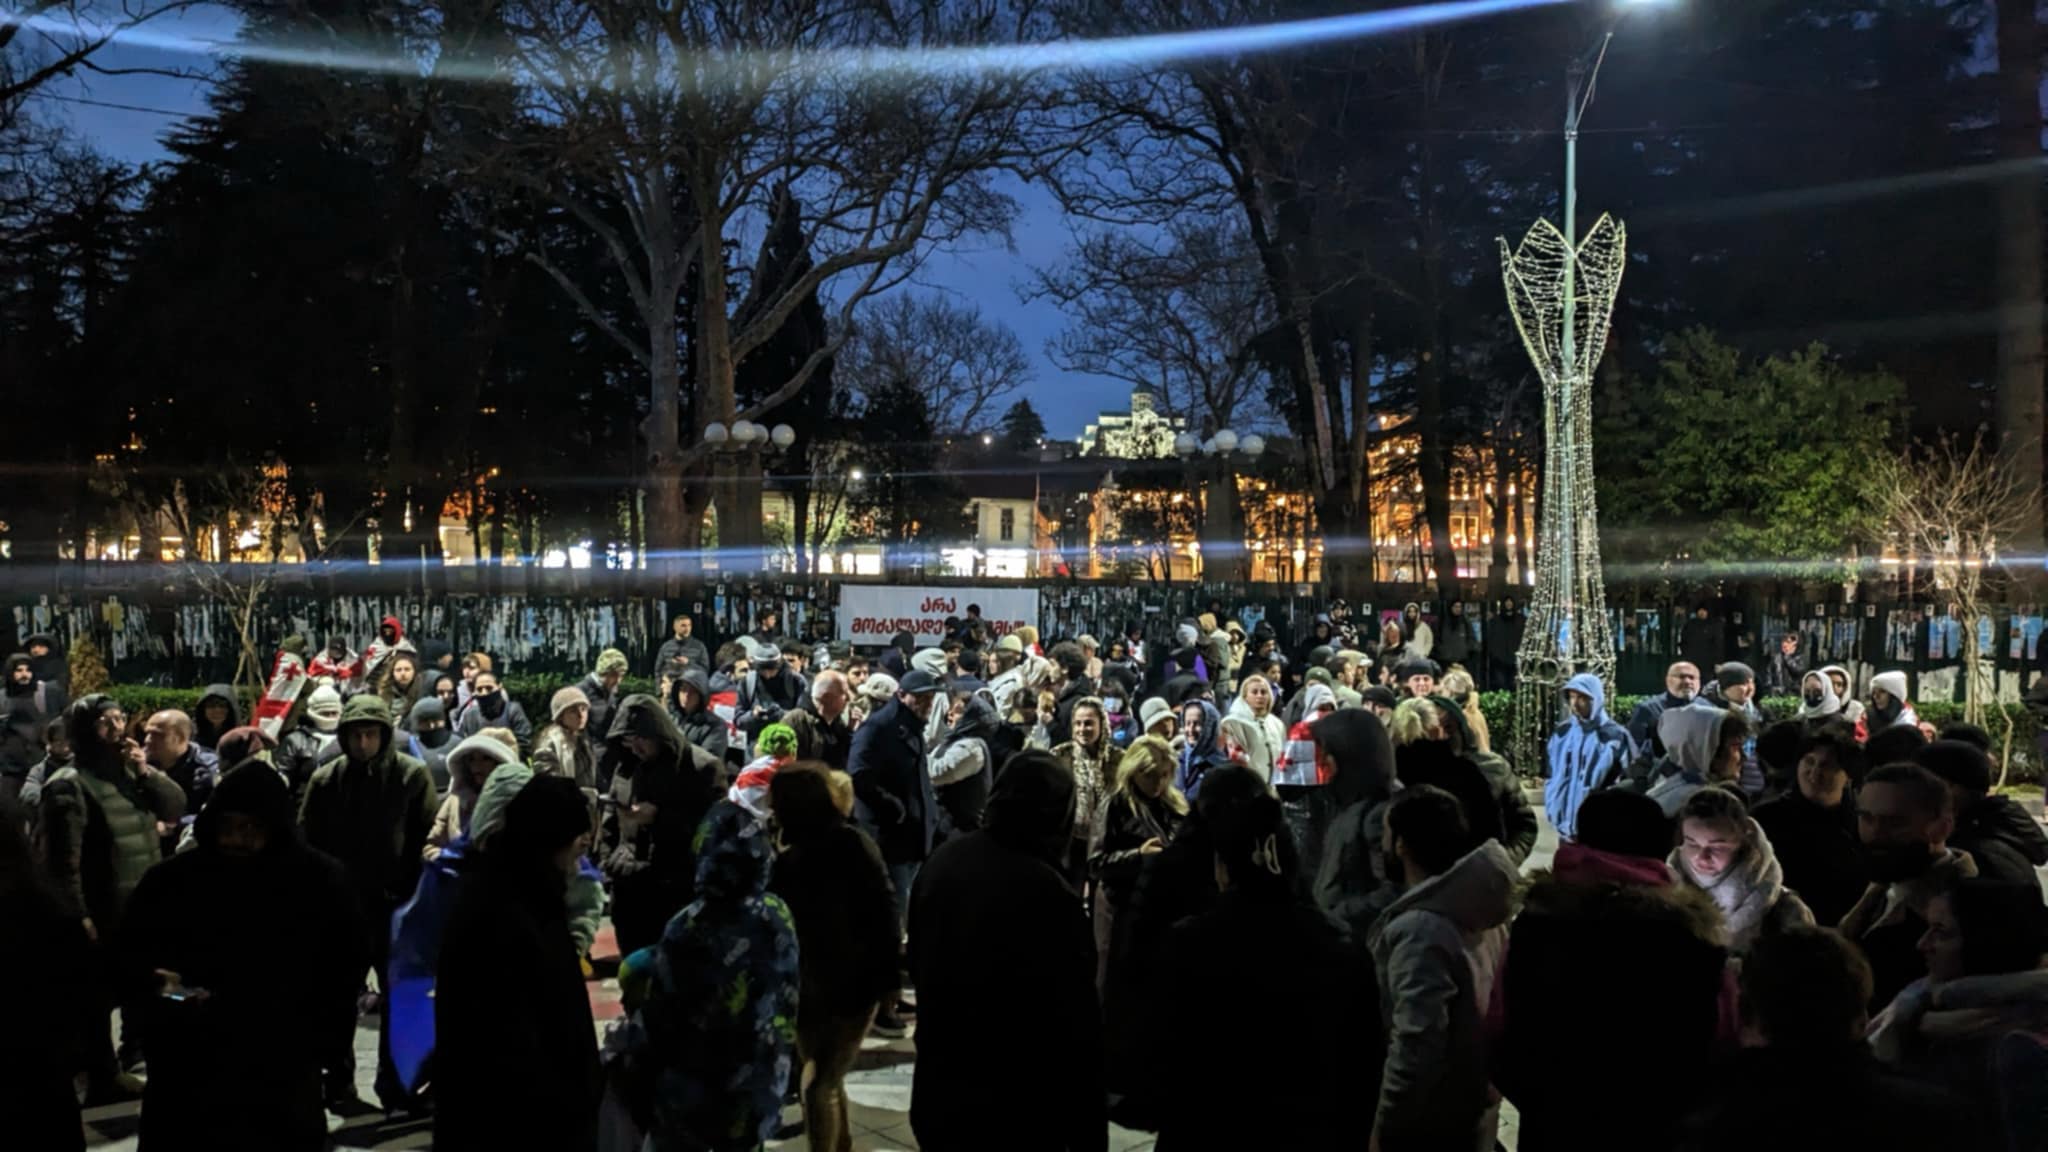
top-left (1752, 790), bottom-right (1867, 927)
top-left (600, 713), bottom-right (723, 957)
top-left (1394, 741), bottom-right (1507, 851)
top-left (769, 821), bottom-right (900, 1018)
top-left (1150, 891), bottom-right (1379, 1151)
top-left (908, 826), bottom-right (1105, 1152)
top-left (1952, 792), bottom-right (2048, 886)
top-left (121, 768), bottom-right (365, 1152)
top-left (0, 872), bottom-right (89, 1152)
top-left (848, 698), bottom-right (936, 865)
top-left (1100, 819), bottom-right (1222, 1114)
top-left (434, 855), bottom-right (601, 1152)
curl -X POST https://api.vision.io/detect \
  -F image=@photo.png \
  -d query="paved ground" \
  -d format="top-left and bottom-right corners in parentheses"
top-left (87, 790), bottom-right (1560, 1151)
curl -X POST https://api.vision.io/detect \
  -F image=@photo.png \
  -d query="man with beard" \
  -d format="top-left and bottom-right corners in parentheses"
top-left (360, 615), bottom-right (417, 688)
top-left (736, 639), bottom-right (805, 747)
top-left (1838, 762), bottom-right (1979, 1008)
top-left (453, 670), bottom-right (533, 757)
top-left (143, 711), bottom-right (219, 854)
top-left (299, 694), bottom-right (439, 1112)
top-left (37, 695), bottom-right (188, 1101)
top-left (1625, 662), bottom-right (1700, 787)
top-left (0, 651), bottom-right (64, 802)
top-left (653, 613), bottom-right (710, 680)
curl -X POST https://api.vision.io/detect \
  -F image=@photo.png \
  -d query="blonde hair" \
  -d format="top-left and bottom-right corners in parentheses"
top-left (1114, 734), bottom-right (1189, 816)
top-left (1439, 666), bottom-right (1492, 754)
top-left (478, 726), bottom-right (519, 754)
top-left (1237, 674), bottom-right (1276, 716)
top-left (827, 770), bottom-right (855, 817)
top-left (1217, 714), bottom-right (1272, 782)
top-left (1386, 698), bottom-right (1446, 748)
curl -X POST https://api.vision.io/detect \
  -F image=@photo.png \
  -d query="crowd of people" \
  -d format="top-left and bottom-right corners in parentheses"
top-left (1, 603), bottom-right (2045, 1152)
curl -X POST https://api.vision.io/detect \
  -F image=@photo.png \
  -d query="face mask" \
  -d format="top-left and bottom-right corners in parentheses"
top-left (1864, 841), bottom-right (1934, 884)
top-left (478, 692), bottom-right (506, 719)
top-left (1803, 689), bottom-right (1825, 708)
top-left (418, 725), bottom-right (453, 749)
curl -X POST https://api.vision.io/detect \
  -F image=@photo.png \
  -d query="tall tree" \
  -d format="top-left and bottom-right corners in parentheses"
top-left (848, 378), bottom-right (971, 572)
top-left (997, 397), bottom-right (1046, 455)
top-left (1993, 0), bottom-right (2044, 547)
top-left (835, 292), bottom-right (1033, 435)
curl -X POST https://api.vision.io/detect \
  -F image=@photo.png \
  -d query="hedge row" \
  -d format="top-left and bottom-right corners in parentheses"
top-left (1474, 692), bottom-right (2044, 782)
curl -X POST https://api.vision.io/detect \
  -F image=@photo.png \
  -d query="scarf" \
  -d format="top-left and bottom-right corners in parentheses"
top-left (1671, 817), bottom-right (1787, 952)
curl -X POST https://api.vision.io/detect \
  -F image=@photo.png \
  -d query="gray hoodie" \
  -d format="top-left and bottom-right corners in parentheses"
top-left (1368, 840), bottom-right (1518, 1149)
top-left (1647, 706), bottom-right (1729, 818)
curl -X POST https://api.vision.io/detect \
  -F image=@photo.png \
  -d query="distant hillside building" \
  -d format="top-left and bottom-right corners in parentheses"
top-left (1077, 387), bottom-right (1185, 459)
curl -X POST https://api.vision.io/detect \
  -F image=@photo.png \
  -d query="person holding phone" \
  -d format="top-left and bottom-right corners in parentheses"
top-left (120, 760), bottom-right (364, 1150)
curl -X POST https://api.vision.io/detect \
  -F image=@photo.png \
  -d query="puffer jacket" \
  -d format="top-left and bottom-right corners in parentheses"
top-left (37, 744), bottom-right (188, 934)
top-left (1368, 840), bottom-right (1519, 1151)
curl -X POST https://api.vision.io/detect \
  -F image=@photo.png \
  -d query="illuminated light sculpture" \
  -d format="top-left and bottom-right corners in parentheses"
top-left (1499, 212), bottom-right (1626, 764)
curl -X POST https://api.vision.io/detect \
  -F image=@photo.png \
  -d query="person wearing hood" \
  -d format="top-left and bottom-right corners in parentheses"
top-left (0, 651), bottom-right (65, 801)
top-left (454, 669), bottom-right (533, 757)
top-left (1669, 787), bottom-right (1813, 954)
top-left (625, 800), bottom-right (798, 1152)
top-left (533, 686), bottom-right (598, 794)
top-left (36, 694), bottom-right (188, 1102)
top-left (1679, 927), bottom-right (1985, 1152)
top-left (1912, 739), bottom-right (2048, 887)
top-left (1399, 603), bottom-right (1434, 662)
top-left (23, 632), bottom-right (67, 693)
top-left (143, 710), bottom-right (220, 853)
top-left (908, 750), bottom-right (1106, 1152)
top-left (1752, 721), bottom-right (1869, 926)
top-left (1868, 669), bottom-right (1920, 733)
top-left (1277, 681), bottom-right (1339, 790)
top-left (1387, 697), bottom-right (1510, 854)
top-left (278, 684), bottom-right (342, 800)
top-left (1645, 705), bottom-right (1752, 819)
top-left (1490, 788), bottom-right (1730, 1152)
top-left (1699, 662), bottom-right (1765, 796)
top-left (1368, 785), bottom-right (1519, 1152)
top-left (1096, 663), bottom-right (1141, 752)
top-left (602, 694), bottom-right (725, 958)
top-left (118, 761), bottom-right (365, 1152)
top-left (1544, 672), bottom-right (1633, 840)
top-left (1196, 625), bottom-right (1234, 700)
top-left (1311, 708), bottom-right (1404, 940)
top-left (767, 762), bottom-right (900, 1152)
top-left (1819, 664), bottom-right (1866, 728)
top-left (435, 776), bottom-right (602, 1152)
top-left (1867, 877), bottom-right (2048, 1114)
top-left (665, 665), bottom-right (731, 770)
top-left (189, 683), bottom-right (240, 751)
top-left (360, 614), bottom-right (417, 688)
top-left (1225, 674), bottom-right (1287, 778)
top-left (1149, 784), bottom-right (1378, 1150)
top-left (1841, 762), bottom-right (1982, 1009)
top-left (297, 692), bottom-right (437, 1110)
top-left (1088, 735), bottom-right (1185, 990)
top-left (402, 697), bottom-right (456, 795)
top-left (427, 732), bottom-right (524, 861)
top-left (1624, 662), bottom-right (1700, 786)
top-left (1173, 698), bottom-right (1230, 801)
top-left (1794, 668), bottom-right (1843, 723)
top-left (930, 691), bottom-right (997, 839)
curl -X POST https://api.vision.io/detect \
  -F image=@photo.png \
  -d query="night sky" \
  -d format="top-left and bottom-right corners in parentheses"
top-left (37, 9), bottom-right (1127, 438)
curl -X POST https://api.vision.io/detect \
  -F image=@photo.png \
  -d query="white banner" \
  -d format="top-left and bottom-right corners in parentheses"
top-left (837, 585), bottom-right (1039, 648)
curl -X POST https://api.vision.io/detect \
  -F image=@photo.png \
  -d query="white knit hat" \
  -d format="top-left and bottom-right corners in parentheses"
top-left (306, 685), bottom-right (343, 733)
top-left (1870, 670), bottom-right (1910, 704)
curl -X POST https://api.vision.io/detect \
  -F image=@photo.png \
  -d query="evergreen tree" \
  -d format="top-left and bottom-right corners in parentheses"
top-left (850, 380), bottom-right (972, 573)
top-left (998, 398), bottom-right (1047, 456)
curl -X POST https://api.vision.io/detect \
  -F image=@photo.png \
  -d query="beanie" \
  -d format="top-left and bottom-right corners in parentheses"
top-left (595, 648), bottom-right (629, 677)
top-left (1871, 670), bottom-right (1910, 703)
top-left (1716, 662), bottom-right (1755, 690)
top-left (551, 686), bottom-right (591, 723)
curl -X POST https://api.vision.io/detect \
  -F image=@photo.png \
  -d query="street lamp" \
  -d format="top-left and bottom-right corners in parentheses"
top-left (700, 420), bottom-right (800, 571)
top-left (1176, 426), bottom-right (1266, 580)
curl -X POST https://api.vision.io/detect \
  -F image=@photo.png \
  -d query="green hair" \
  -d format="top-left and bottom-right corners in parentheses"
top-left (756, 722), bottom-right (799, 760)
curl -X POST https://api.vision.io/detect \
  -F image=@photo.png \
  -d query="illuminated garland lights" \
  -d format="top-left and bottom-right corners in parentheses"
top-left (1499, 214), bottom-right (1627, 765)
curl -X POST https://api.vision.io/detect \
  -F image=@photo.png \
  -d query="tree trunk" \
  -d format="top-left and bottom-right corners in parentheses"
top-left (1346, 306), bottom-right (1378, 591)
top-left (1995, 0), bottom-right (2045, 547)
top-left (642, 300), bottom-right (688, 592)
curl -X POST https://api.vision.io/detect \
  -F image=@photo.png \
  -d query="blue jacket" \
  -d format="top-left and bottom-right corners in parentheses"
top-left (1544, 673), bottom-right (1632, 841)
